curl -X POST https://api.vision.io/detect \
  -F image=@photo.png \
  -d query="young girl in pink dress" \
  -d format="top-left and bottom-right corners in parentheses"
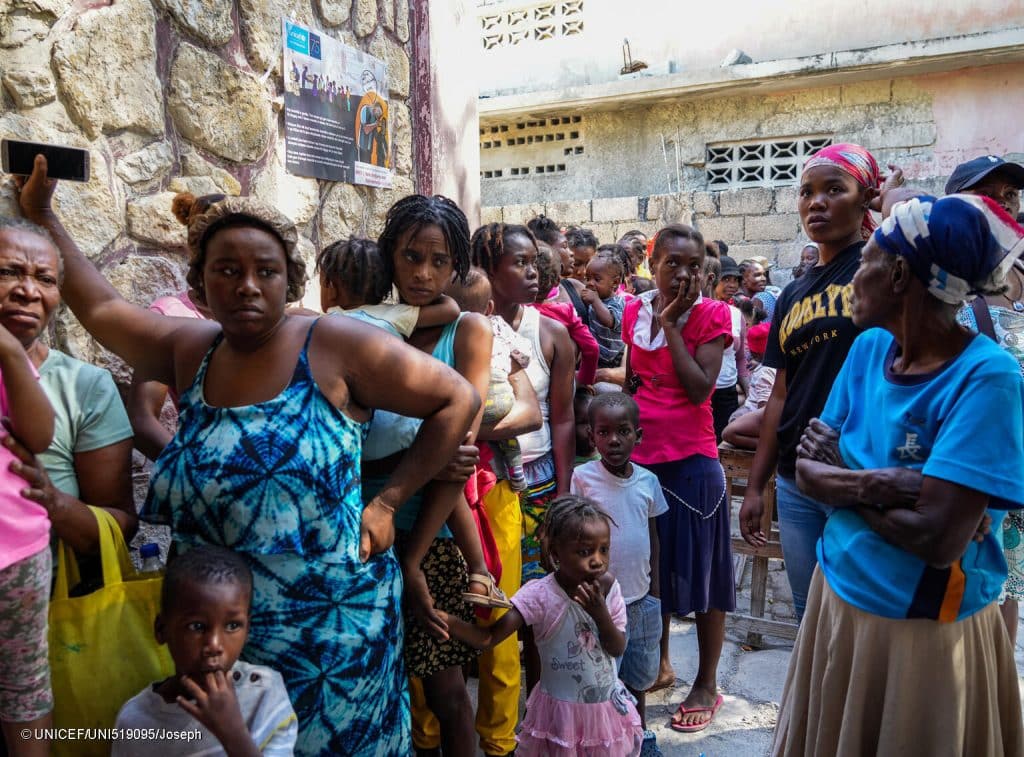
top-left (440, 495), bottom-right (643, 756)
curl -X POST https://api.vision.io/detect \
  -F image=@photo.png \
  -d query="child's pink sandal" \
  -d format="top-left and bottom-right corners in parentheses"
top-left (462, 573), bottom-right (513, 609)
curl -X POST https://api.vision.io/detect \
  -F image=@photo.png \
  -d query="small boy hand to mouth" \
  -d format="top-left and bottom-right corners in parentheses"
top-left (113, 546), bottom-right (297, 757)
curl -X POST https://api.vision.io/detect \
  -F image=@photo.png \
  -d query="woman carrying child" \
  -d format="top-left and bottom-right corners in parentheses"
top-left (440, 495), bottom-right (644, 756)
top-left (354, 196), bottom-right (498, 757)
top-left (472, 223), bottom-right (577, 742)
top-left (622, 224), bottom-right (733, 733)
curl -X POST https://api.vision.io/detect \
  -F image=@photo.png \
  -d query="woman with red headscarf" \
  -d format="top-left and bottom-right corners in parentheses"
top-left (738, 144), bottom-right (891, 620)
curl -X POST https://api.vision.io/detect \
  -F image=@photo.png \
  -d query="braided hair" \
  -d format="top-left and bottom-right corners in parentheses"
top-left (566, 227), bottom-right (598, 252)
top-left (316, 238), bottom-right (390, 305)
top-left (543, 494), bottom-right (617, 555)
top-left (526, 214), bottom-right (563, 246)
top-left (470, 223), bottom-right (538, 275)
top-left (162, 545), bottom-right (253, 614)
top-left (595, 242), bottom-right (630, 279)
top-left (378, 194), bottom-right (472, 285)
top-left (534, 241), bottom-right (560, 296)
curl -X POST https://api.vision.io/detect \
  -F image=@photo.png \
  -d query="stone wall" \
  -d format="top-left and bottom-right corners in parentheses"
top-left (0, 0), bottom-right (415, 382)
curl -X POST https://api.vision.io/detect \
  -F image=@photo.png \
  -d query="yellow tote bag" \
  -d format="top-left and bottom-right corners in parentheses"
top-left (48, 507), bottom-right (175, 757)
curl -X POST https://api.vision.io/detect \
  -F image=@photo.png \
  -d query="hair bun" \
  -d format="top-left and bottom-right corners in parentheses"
top-left (171, 192), bottom-right (197, 226)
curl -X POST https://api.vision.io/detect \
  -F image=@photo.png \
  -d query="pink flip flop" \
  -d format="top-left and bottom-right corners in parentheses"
top-left (669, 694), bottom-right (724, 733)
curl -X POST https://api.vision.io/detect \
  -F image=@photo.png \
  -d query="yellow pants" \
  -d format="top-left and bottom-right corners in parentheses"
top-left (410, 480), bottom-right (523, 755)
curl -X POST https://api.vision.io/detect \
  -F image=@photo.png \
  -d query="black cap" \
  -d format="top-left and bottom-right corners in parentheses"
top-left (945, 156), bottom-right (1024, 195)
top-left (719, 255), bottom-right (741, 278)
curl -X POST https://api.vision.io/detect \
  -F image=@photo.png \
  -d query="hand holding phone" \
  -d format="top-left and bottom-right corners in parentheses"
top-left (2, 139), bottom-right (89, 182)
top-left (11, 153), bottom-right (58, 223)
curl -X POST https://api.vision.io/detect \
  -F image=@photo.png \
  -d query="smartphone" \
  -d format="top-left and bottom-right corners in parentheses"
top-left (1, 138), bottom-right (90, 182)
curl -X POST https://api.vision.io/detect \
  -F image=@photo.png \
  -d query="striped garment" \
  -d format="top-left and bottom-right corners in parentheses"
top-left (588, 294), bottom-right (626, 368)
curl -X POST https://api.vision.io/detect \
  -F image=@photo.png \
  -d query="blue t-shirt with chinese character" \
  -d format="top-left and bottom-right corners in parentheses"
top-left (818, 327), bottom-right (1024, 621)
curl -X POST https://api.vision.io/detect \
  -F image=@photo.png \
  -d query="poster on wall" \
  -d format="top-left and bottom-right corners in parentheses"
top-left (282, 19), bottom-right (393, 188)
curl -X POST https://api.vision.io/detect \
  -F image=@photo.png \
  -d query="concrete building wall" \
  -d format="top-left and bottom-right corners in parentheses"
top-left (481, 63), bottom-right (1024, 275)
top-left (482, 63), bottom-right (1024, 207)
top-left (485, 173), bottom-right (931, 289)
top-left (477, 0), bottom-right (1024, 96)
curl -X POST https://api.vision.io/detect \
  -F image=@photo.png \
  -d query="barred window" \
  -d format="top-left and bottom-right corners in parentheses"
top-left (705, 137), bottom-right (833, 189)
top-left (480, 1), bottom-right (584, 50)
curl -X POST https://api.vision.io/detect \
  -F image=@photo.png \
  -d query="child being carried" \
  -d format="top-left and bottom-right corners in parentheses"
top-left (447, 267), bottom-right (532, 491)
top-left (317, 239), bottom-right (510, 609)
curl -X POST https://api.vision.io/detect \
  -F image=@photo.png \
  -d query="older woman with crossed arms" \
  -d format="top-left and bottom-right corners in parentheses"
top-left (772, 193), bottom-right (1024, 755)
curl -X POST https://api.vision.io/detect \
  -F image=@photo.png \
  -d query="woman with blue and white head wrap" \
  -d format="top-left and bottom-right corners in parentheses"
top-left (773, 194), bottom-right (1024, 756)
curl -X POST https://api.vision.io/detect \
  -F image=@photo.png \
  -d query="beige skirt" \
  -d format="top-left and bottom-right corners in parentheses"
top-left (773, 568), bottom-right (1023, 757)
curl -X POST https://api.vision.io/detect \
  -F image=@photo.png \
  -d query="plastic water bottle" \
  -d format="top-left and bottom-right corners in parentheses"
top-left (139, 543), bottom-right (163, 574)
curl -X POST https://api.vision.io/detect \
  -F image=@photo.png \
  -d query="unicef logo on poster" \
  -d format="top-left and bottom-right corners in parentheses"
top-left (285, 23), bottom-right (308, 55)
top-left (309, 32), bottom-right (322, 59)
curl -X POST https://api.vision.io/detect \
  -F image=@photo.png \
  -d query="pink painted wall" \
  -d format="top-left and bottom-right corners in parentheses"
top-left (906, 62), bottom-right (1024, 179)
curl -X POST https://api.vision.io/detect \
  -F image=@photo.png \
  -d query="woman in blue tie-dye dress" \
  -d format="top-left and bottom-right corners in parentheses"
top-left (13, 166), bottom-right (479, 756)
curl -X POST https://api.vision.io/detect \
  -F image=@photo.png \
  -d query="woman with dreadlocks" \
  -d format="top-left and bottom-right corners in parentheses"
top-left (470, 222), bottom-right (577, 755)
top-left (317, 237), bottom-right (504, 615)
top-left (359, 195), bottom-right (498, 757)
top-left (316, 237), bottom-right (461, 336)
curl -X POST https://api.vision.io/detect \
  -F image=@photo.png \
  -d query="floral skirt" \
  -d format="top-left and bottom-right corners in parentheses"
top-left (521, 452), bottom-right (558, 583)
top-left (395, 532), bottom-right (479, 679)
top-left (0, 546), bottom-right (52, 722)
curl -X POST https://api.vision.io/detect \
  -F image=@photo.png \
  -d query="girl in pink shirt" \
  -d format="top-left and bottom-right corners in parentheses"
top-left (530, 242), bottom-right (599, 385)
top-left (622, 224), bottom-right (733, 734)
top-left (0, 295), bottom-right (56, 752)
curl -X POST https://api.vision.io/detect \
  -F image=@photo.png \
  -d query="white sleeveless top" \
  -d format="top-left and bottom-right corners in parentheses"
top-left (516, 306), bottom-right (552, 464)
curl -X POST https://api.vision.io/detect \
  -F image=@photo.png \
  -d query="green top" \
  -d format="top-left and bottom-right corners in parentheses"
top-left (38, 349), bottom-right (132, 498)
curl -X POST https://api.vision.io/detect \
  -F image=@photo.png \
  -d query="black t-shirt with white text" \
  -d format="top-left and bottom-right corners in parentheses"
top-left (764, 241), bottom-right (864, 478)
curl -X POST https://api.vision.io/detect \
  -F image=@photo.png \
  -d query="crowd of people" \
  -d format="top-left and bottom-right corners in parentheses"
top-left (1, 143), bottom-right (1023, 757)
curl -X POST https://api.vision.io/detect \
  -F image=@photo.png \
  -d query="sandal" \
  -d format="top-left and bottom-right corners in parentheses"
top-left (669, 694), bottom-right (723, 733)
top-left (462, 573), bottom-right (513, 609)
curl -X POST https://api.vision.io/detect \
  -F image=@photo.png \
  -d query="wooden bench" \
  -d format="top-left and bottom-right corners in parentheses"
top-left (719, 443), bottom-right (799, 647)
